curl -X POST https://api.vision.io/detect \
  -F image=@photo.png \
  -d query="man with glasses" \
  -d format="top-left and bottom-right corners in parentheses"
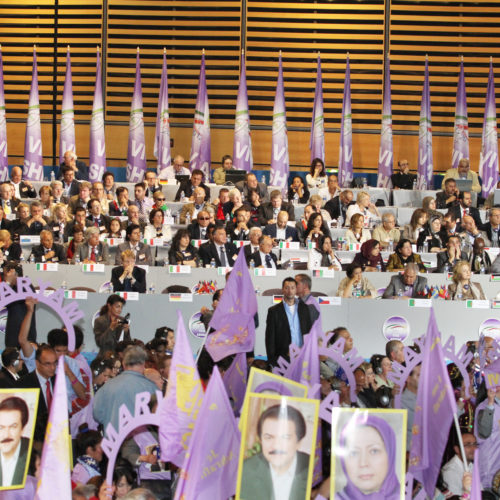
top-left (152, 191), bottom-right (168, 212)
top-left (391, 159), bottom-right (416, 190)
top-left (158, 154), bottom-right (190, 180)
top-left (144, 171), bottom-right (162, 198)
top-left (187, 210), bottom-right (213, 240)
top-left (441, 431), bottom-right (476, 496)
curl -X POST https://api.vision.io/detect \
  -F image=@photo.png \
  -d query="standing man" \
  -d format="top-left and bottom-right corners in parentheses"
top-left (0, 349), bottom-right (24, 388)
top-left (60, 150), bottom-right (89, 181)
top-left (295, 273), bottom-right (320, 322)
top-left (391, 159), bottom-right (416, 190)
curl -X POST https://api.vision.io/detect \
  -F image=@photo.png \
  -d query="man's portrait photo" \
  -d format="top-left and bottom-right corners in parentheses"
top-left (0, 389), bottom-right (39, 490)
top-left (236, 393), bottom-right (319, 500)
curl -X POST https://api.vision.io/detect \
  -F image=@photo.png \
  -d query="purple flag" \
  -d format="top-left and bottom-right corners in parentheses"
top-left (484, 357), bottom-right (500, 389)
top-left (206, 247), bottom-right (258, 362)
top-left (377, 55), bottom-right (393, 188)
top-left (190, 51), bottom-right (211, 179)
top-left (452, 58), bottom-right (469, 169)
top-left (126, 49), bottom-right (147, 183)
top-left (338, 54), bottom-right (353, 188)
top-left (0, 47), bottom-right (8, 182)
top-left (35, 356), bottom-right (72, 499)
top-left (470, 449), bottom-right (482, 500)
top-left (233, 50), bottom-right (253, 172)
top-left (409, 308), bottom-right (457, 498)
top-left (310, 53), bottom-right (325, 163)
top-left (174, 369), bottom-right (240, 500)
top-left (154, 48), bottom-right (171, 177)
top-left (270, 52), bottom-right (289, 193)
top-left (23, 47), bottom-right (44, 181)
top-left (159, 310), bottom-right (204, 467)
top-left (222, 352), bottom-right (247, 415)
top-left (59, 47), bottom-right (75, 165)
top-left (89, 47), bottom-right (106, 182)
top-left (479, 59), bottom-right (499, 198)
top-left (417, 57), bottom-right (433, 190)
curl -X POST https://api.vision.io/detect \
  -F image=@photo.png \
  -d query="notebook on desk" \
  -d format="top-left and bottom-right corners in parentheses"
top-left (455, 179), bottom-right (473, 192)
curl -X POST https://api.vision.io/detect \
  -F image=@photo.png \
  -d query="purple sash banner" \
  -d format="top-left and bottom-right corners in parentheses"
top-left (0, 47), bottom-right (8, 182)
top-left (452, 57), bottom-right (469, 169)
top-left (89, 47), bottom-right (106, 182)
top-left (377, 54), bottom-right (393, 188)
top-left (310, 53), bottom-right (325, 163)
top-left (59, 46), bottom-right (75, 164)
top-left (154, 48), bottom-right (171, 177)
top-left (338, 54), bottom-right (353, 188)
top-left (417, 57), bottom-right (433, 190)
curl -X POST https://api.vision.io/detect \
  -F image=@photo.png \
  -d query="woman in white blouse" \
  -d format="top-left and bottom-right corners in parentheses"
top-left (308, 235), bottom-right (342, 270)
top-left (144, 208), bottom-right (172, 242)
top-left (305, 158), bottom-right (328, 189)
top-left (345, 191), bottom-right (380, 227)
top-left (344, 213), bottom-right (371, 246)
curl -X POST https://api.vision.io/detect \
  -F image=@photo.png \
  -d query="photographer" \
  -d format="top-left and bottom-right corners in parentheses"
top-left (94, 294), bottom-right (131, 354)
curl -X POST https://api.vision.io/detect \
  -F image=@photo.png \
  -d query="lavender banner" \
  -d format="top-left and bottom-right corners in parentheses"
top-left (377, 55), bottom-right (393, 188)
top-left (452, 58), bottom-right (469, 169)
top-left (270, 52), bottom-right (289, 192)
top-left (233, 50), bottom-right (253, 172)
top-left (23, 48), bottom-right (44, 181)
top-left (59, 47), bottom-right (75, 165)
top-left (154, 48), bottom-right (171, 177)
top-left (310, 53), bottom-right (325, 163)
top-left (479, 59), bottom-right (499, 198)
top-left (126, 50), bottom-right (147, 183)
top-left (189, 52), bottom-right (211, 179)
top-left (338, 55), bottom-right (353, 188)
top-left (417, 58), bottom-right (433, 190)
top-left (89, 47), bottom-right (106, 182)
top-left (0, 48), bottom-right (8, 182)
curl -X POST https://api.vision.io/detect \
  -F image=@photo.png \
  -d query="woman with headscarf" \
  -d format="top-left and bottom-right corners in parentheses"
top-left (386, 238), bottom-right (426, 272)
top-left (337, 414), bottom-right (401, 500)
top-left (352, 239), bottom-right (385, 271)
top-left (417, 214), bottom-right (444, 253)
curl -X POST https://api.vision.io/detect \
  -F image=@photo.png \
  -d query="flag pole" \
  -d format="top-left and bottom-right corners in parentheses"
top-left (453, 412), bottom-right (468, 469)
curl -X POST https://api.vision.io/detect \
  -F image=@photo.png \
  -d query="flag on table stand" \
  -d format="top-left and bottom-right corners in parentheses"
top-left (206, 247), bottom-right (258, 362)
top-left (0, 47), bottom-right (8, 182)
top-left (154, 48), bottom-right (171, 178)
top-left (338, 54), bottom-right (353, 188)
top-left (35, 356), bottom-right (72, 499)
top-left (452, 57), bottom-right (469, 169)
top-left (174, 369), bottom-right (240, 500)
top-left (89, 47), bottom-right (106, 182)
top-left (23, 47), bottom-right (44, 181)
top-left (377, 54), bottom-right (393, 188)
top-left (126, 48), bottom-right (147, 183)
top-left (310, 53), bottom-right (325, 163)
top-left (59, 46), bottom-right (75, 164)
top-left (409, 308), bottom-right (458, 498)
top-left (417, 57), bottom-right (433, 190)
top-left (222, 352), bottom-right (247, 415)
top-left (190, 50), bottom-right (211, 180)
top-left (270, 51), bottom-right (289, 193)
top-left (159, 310), bottom-right (204, 467)
top-left (233, 49), bottom-right (253, 172)
top-left (479, 58), bottom-right (499, 198)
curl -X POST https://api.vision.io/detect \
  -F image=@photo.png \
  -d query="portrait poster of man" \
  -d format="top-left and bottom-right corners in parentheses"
top-left (0, 388), bottom-right (39, 491)
top-left (236, 393), bottom-right (319, 500)
top-left (330, 408), bottom-right (407, 500)
top-left (239, 367), bottom-right (309, 430)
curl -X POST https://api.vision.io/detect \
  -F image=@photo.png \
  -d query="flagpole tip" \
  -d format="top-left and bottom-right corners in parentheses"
top-left (460, 54), bottom-right (463, 62)
top-left (33, 45), bottom-right (36, 52)
top-left (163, 47), bottom-right (166, 54)
top-left (202, 48), bottom-right (205, 55)
top-left (279, 50), bottom-right (282, 56)
top-left (425, 54), bottom-right (429, 60)
top-left (490, 56), bottom-right (493, 63)
top-left (242, 48), bottom-right (245, 55)
top-left (67, 45), bottom-right (70, 52)
top-left (136, 46), bottom-right (140, 53)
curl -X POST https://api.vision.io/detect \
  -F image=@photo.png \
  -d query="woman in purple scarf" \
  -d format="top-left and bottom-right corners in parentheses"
top-left (337, 413), bottom-right (401, 499)
top-left (352, 239), bottom-right (385, 272)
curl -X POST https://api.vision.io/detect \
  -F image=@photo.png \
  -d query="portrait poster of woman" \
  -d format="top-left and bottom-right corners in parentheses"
top-left (331, 408), bottom-right (407, 500)
top-left (0, 389), bottom-right (39, 491)
top-left (236, 393), bottom-right (319, 500)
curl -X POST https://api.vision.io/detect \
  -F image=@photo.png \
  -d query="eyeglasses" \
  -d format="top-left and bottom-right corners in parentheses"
top-left (198, 217), bottom-right (210, 220)
top-left (39, 361), bottom-right (57, 367)
top-left (156, 198), bottom-right (165, 201)
top-left (464, 442), bottom-right (478, 447)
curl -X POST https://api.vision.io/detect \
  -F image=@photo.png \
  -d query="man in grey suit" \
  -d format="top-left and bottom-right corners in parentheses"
top-left (382, 263), bottom-right (428, 299)
top-left (115, 224), bottom-right (152, 266)
top-left (236, 172), bottom-right (269, 203)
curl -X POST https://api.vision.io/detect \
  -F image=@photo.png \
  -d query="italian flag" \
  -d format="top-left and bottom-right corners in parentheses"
top-left (169, 265), bottom-right (182, 273)
top-left (36, 263), bottom-right (49, 271)
top-left (83, 264), bottom-right (96, 272)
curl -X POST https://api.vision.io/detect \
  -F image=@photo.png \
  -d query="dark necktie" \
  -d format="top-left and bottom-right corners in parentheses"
top-left (90, 246), bottom-right (96, 262)
top-left (265, 254), bottom-right (272, 268)
top-left (220, 246), bottom-right (227, 266)
top-left (46, 380), bottom-right (52, 409)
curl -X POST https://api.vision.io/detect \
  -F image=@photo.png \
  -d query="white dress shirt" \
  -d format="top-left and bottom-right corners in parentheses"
top-left (0, 440), bottom-right (21, 486)
top-left (270, 453), bottom-right (297, 500)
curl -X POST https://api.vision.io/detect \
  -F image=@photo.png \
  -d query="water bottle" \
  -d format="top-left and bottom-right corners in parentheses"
top-left (210, 258), bottom-right (216, 268)
top-left (75, 254), bottom-right (80, 265)
top-left (444, 262), bottom-right (450, 273)
top-left (166, 208), bottom-right (172, 218)
top-left (412, 178), bottom-right (417, 190)
top-left (337, 215), bottom-right (343, 229)
top-left (61, 280), bottom-right (67, 291)
top-left (423, 240), bottom-right (429, 253)
top-left (50, 170), bottom-right (55, 182)
top-left (186, 213), bottom-right (191, 225)
top-left (261, 174), bottom-right (265, 184)
top-left (376, 262), bottom-right (382, 272)
top-left (306, 237), bottom-right (311, 249)
top-left (249, 259), bottom-right (255, 270)
top-left (480, 262), bottom-right (486, 274)
top-left (149, 283), bottom-right (155, 294)
top-left (29, 254), bottom-right (35, 264)
top-left (388, 239), bottom-right (394, 253)
top-left (180, 190), bottom-right (185, 202)
top-left (20, 254), bottom-right (25, 263)
top-left (352, 283), bottom-right (362, 298)
top-left (397, 289), bottom-right (403, 298)
top-left (293, 193), bottom-right (299, 205)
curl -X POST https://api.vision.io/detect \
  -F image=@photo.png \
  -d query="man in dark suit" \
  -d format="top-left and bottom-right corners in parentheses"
top-left (174, 169), bottom-right (210, 202)
top-left (65, 207), bottom-right (92, 242)
top-left (481, 207), bottom-right (500, 247)
top-left (115, 224), bottom-right (152, 266)
top-left (265, 277), bottom-right (313, 366)
top-left (324, 189), bottom-right (354, 224)
top-left (382, 263), bottom-right (428, 299)
top-left (451, 191), bottom-right (482, 229)
top-left (226, 207), bottom-right (256, 241)
top-left (111, 249), bottom-right (147, 293)
top-left (60, 150), bottom-right (89, 181)
top-left (244, 227), bottom-right (263, 261)
top-left (20, 201), bottom-right (49, 236)
top-left (0, 348), bottom-right (24, 388)
top-left (235, 172), bottom-right (269, 203)
top-left (187, 210), bottom-right (214, 240)
top-left (30, 230), bottom-right (67, 264)
top-left (391, 159), bottom-right (416, 190)
top-left (60, 166), bottom-right (81, 197)
top-left (258, 190), bottom-right (295, 226)
top-left (263, 211), bottom-right (299, 243)
top-left (436, 178), bottom-right (460, 210)
top-left (198, 227), bottom-right (238, 267)
top-left (246, 235), bottom-right (279, 269)
top-left (86, 198), bottom-right (111, 234)
top-left (436, 235), bottom-right (468, 273)
top-left (0, 396), bottom-right (32, 486)
top-left (0, 182), bottom-right (20, 216)
top-left (10, 166), bottom-right (36, 199)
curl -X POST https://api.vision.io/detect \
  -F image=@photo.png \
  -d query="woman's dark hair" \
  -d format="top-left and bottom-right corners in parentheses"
top-left (149, 208), bottom-right (164, 225)
top-left (409, 208), bottom-right (427, 230)
top-left (346, 262), bottom-right (362, 279)
top-left (305, 212), bottom-right (324, 238)
top-left (247, 188), bottom-right (260, 203)
top-left (290, 175), bottom-right (303, 185)
top-left (99, 293), bottom-right (126, 316)
top-left (171, 228), bottom-right (191, 250)
top-left (309, 158), bottom-right (326, 176)
top-left (125, 223), bottom-right (140, 241)
top-left (76, 428), bottom-right (102, 456)
top-left (395, 238), bottom-right (412, 253)
top-left (318, 234), bottom-right (333, 253)
top-left (112, 465), bottom-right (136, 487)
top-left (213, 288), bottom-right (223, 303)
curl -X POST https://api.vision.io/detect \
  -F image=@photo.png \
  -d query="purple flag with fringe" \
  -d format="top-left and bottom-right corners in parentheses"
top-left (23, 48), bottom-right (44, 181)
top-left (338, 55), bottom-right (353, 188)
top-left (206, 247), bottom-right (257, 362)
top-left (159, 310), bottom-right (204, 467)
top-left (310, 54), bottom-right (325, 163)
top-left (59, 47), bottom-right (75, 164)
top-left (89, 47), bottom-right (106, 182)
top-left (409, 308), bottom-right (457, 498)
top-left (174, 369), bottom-right (240, 500)
top-left (154, 49), bottom-right (171, 177)
top-left (222, 352), bottom-right (247, 415)
top-left (270, 52), bottom-right (289, 193)
top-left (233, 51), bottom-right (253, 172)
top-left (452, 58), bottom-right (469, 169)
top-left (417, 58), bottom-right (433, 190)
top-left (126, 50), bottom-right (147, 183)
top-left (0, 47), bottom-right (8, 182)
top-left (479, 59), bottom-right (499, 198)
top-left (190, 52), bottom-right (211, 180)
top-left (377, 55), bottom-right (393, 188)
top-left (470, 449), bottom-right (482, 500)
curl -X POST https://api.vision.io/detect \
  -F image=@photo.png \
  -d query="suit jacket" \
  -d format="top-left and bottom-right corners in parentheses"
top-left (323, 195), bottom-right (352, 222)
top-left (441, 168), bottom-right (481, 193)
top-left (86, 214), bottom-right (111, 233)
top-left (243, 243), bottom-right (260, 261)
top-left (436, 250), bottom-right (468, 272)
top-left (240, 451), bottom-right (310, 500)
top-left (0, 367), bottom-right (18, 389)
top-left (31, 243), bottom-right (67, 264)
top-left (265, 300), bottom-right (313, 365)
top-left (235, 179), bottom-right (270, 203)
top-left (1, 199), bottom-right (20, 213)
top-left (257, 202), bottom-right (295, 226)
top-left (68, 195), bottom-right (90, 215)
top-left (198, 241), bottom-right (238, 267)
top-left (0, 436), bottom-right (30, 487)
top-left (111, 266), bottom-right (146, 293)
top-left (187, 222), bottom-right (214, 240)
top-left (391, 172), bottom-right (416, 190)
top-left (59, 160), bottom-right (89, 181)
top-left (108, 200), bottom-right (131, 217)
top-left (77, 242), bottom-right (110, 265)
top-left (94, 314), bottom-right (132, 353)
top-left (451, 205), bottom-right (482, 229)
top-left (435, 190), bottom-right (458, 210)
top-left (246, 250), bottom-right (279, 269)
top-left (263, 224), bottom-right (299, 242)
top-left (62, 180), bottom-right (81, 197)
top-left (64, 219), bottom-right (92, 241)
top-left (115, 242), bottom-right (153, 266)
top-left (174, 181), bottom-right (210, 202)
top-left (382, 274), bottom-right (428, 299)
top-left (16, 181), bottom-right (37, 199)
top-left (481, 222), bottom-right (500, 246)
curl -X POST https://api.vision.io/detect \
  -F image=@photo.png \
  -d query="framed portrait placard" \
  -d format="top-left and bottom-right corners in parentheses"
top-left (330, 408), bottom-right (407, 500)
top-left (0, 388), bottom-right (39, 491)
top-left (235, 393), bottom-right (319, 500)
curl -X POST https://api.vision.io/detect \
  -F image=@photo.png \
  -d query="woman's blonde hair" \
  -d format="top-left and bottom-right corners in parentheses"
top-left (452, 260), bottom-right (470, 284)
